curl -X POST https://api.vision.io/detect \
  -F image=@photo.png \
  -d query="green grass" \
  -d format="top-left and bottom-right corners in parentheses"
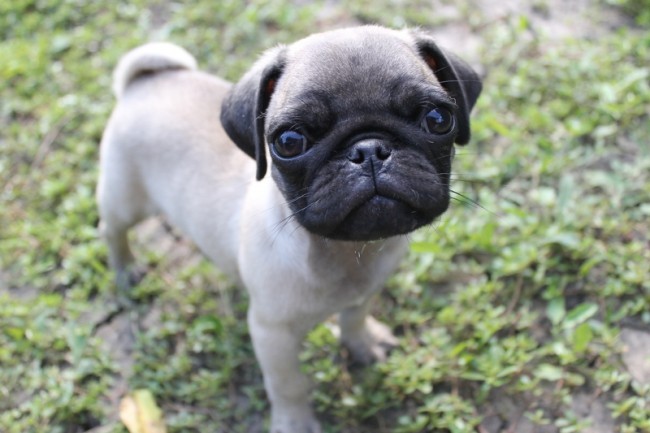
top-left (1, 1), bottom-right (649, 433)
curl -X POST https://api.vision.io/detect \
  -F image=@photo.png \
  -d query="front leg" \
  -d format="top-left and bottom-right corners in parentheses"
top-left (339, 297), bottom-right (398, 364)
top-left (248, 306), bottom-right (322, 433)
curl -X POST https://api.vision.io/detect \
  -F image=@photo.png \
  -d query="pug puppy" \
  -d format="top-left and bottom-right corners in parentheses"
top-left (97, 26), bottom-right (481, 433)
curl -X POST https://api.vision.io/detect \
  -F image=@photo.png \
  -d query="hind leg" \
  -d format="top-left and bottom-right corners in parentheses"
top-left (98, 218), bottom-right (139, 291)
top-left (97, 153), bottom-right (150, 292)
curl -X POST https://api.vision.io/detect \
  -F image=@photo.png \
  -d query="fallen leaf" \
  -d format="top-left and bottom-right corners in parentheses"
top-left (119, 389), bottom-right (167, 433)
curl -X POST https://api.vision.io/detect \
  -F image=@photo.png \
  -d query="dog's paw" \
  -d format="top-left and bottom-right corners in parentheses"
top-left (270, 404), bottom-right (321, 433)
top-left (114, 265), bottom-right (147, 308)
top-left (342, 315), bottom-right (398, 365)
top-left (115, 265), bottom-right (146, 290)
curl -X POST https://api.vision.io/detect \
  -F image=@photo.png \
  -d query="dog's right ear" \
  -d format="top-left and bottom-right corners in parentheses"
top-left (221, 47), bottom-right (286, 180)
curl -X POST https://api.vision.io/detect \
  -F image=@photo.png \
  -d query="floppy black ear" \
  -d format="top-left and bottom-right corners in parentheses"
top-left (411, 33), bottom-right (482, 145)
top-left (220, 47), bottom-right (286, 180)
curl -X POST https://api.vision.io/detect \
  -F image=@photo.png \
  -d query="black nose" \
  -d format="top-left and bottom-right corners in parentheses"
top-left (347, 139), bottom-right (392, 164)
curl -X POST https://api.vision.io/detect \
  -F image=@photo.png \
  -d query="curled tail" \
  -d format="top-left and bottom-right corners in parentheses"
top-left (112, 42), bottom-right (197, 98)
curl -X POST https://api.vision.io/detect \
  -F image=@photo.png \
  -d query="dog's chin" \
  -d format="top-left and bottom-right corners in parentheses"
top-left (299, 195), bottom-right (447, 241)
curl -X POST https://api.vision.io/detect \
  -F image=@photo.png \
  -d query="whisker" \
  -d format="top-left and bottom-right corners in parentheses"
top-left (432, 64), bottom-right (454, 75)
top-left (270, 196), bottom-right (322, 244)
top-left (271, 211), bottom-right (299, 239)
top-left (449, 178), bottom-right (484, 185)
top-left (438, 79), bottom-right (483, 85)
top-left (449, 189), bottom-right (494, 215)
top-left (283, 190), bottom-right (310, 207)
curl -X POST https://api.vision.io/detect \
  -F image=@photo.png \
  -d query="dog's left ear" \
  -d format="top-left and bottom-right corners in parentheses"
top-left (221, 47), bottom-right (286, 180)
top-left (410, 32), bottom-right (482, 145)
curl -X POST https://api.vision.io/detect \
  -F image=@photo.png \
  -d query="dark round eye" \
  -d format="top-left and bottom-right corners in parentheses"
top-left (273, 131), bottom-right (308, 158)
top-left (421, 107), bottom-right (455, 134)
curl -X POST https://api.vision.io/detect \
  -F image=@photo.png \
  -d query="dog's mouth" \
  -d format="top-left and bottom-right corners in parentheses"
top-left (326, 194), bottom-right (432, 240)
top-left (297, 182), bottom-right (449, 241)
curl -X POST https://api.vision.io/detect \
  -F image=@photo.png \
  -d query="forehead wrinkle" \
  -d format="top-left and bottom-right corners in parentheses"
top-left (287, 49), bottom-right (439, 123)
top-left (267, 88), bottom-right (333, 133)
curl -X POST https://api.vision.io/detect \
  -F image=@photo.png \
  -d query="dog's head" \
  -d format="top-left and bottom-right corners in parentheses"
top-left (221, 26), bottom-right (482, 241)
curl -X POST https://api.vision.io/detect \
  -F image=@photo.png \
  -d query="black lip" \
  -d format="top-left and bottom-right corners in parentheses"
top-left (346, 194), bottom-right (402, 218)
top-left (319, 194), bottom-right (434, 241)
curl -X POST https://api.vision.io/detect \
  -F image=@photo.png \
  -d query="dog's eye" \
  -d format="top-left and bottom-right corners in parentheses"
top-left (421, 107), bottom-right (454, 135)
top-left (273, 131), bottom-right (308, 158)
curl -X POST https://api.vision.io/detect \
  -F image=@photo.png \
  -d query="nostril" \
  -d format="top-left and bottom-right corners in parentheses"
top-left (376, 146), bottom-right (391, 161)
top-left (347, 148), bottom-right (365, 164)
top-left (347, 140), bottom-right (391, 164)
